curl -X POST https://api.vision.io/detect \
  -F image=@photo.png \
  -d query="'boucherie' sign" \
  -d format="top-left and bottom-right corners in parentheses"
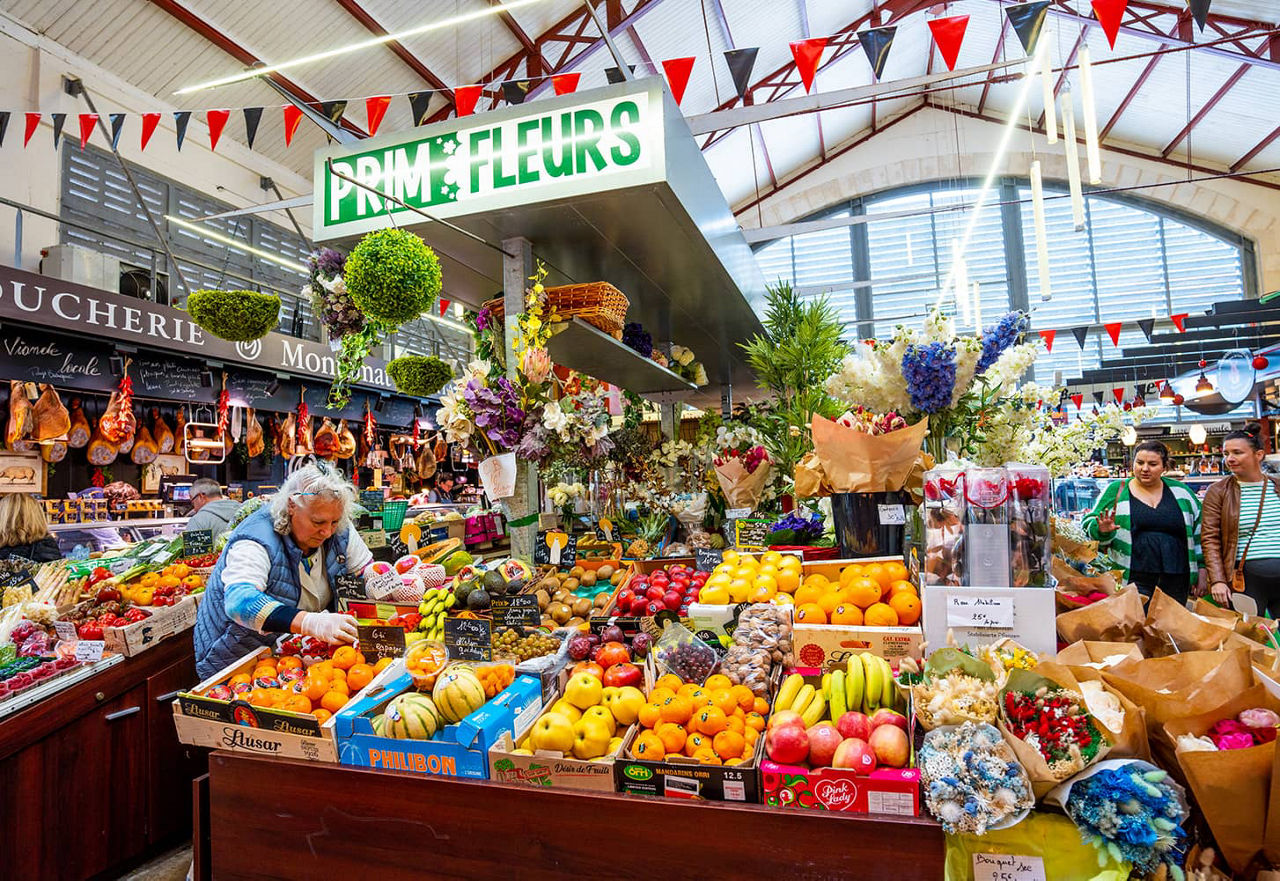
top-left (0, 264), bottom-right (395, 391)
top-left (313, 81), bottom-right (666, 242)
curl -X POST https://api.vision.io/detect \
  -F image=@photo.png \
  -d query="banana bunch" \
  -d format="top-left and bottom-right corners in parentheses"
top-left (416, 587), bottom-right (456, 640)
top-left (774, 653), bottom-right (901, 726)
top-left (774, 673), bottom-right (827, 727)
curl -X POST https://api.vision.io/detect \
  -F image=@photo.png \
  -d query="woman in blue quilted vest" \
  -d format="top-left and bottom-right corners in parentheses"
top-left (194, 462), bottom-right (372, 678)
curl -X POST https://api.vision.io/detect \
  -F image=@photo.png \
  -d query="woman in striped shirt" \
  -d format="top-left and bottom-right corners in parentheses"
top-left (1201, 424), bottom-right (1280, 615)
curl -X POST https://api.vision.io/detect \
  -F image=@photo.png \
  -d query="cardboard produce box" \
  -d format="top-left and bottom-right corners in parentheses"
top-left (613, 724), bottom-right (763, 802)
top-left (101, 594), bottom-right (199, 657)
top-left (759, 761), bottom-right (921, 816)
top-left (171, 646), bottom-right (337, 762)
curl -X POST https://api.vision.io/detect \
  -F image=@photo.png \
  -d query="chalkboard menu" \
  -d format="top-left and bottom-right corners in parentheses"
top-left (356, 624), bottom-right (406, 662)
top-left (534, 532), bottom-right (577, 567)
top-left (133, 356), bottom-right (210, 403)
top-left (0, 330), bottom-right (112, 393)
top-left (334, 573), bottom-right (367, 602)
top-left (490, 595), bottom-right (540, 627)
top-left (694, 548), bottom-right (724, 572)
top-left (182, 529), bottom-right (212, 558)
top-left (733, 519), bottom-right (772, 551)
top-left (444, 617), bottom-right (492, 661)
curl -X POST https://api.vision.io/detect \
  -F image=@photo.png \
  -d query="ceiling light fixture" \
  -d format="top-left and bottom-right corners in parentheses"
top-left (1195, 372), bottom-right (1215, 394)
top-left (1060, 87), bottom-right (1086, 231)
top-left (1159, 381), bottom-right (1175, 402)
top-left (175, 0), bottom-right (552, 94)
top-left (165, 215), bottom-right (307, 272)
top-left (1078, 44), bottom-right (1103, 185)
top-left (1188, 424), bottom-right (1207, 445)
top-left (1029, 161), bottom-right (1051, 301)
top-left (1039, 44), bottom-right (1058, 145)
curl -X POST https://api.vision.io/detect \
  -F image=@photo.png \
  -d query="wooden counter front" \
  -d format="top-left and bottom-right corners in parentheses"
top-left (207, 751), bottom-right (946, 880)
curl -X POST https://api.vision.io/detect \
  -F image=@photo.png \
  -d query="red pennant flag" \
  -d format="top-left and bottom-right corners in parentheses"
top-left (439, 298), bottom-right (451, 317)
top-left (661, 57), bottom-right (695, 105)
top-left (1091, 0), bottom-right (1128, 49)
top-left (206, 109), bottom-right (230, 151)
top-left (1070, 393), bottom-right (1084, 410)
top-left (77, 113), bottom-right (98, 150)
top-left (23, 112), bottom-right (40, 147)
top-left (927, 15), bottom-right (970, 72)
top-left (789, 39), bottom-right (826, 93)
top-left (1170, 313), bottom-right (1188, 332)
top-left (1113, 388), bottom-right (1126, 404)
top-left (283, 105), bottom-right (303, 146)
top-left (1038, 329), bottom-right (1056, 352)
top-left (454, 86), bottom-right (482, 117)
top-left (365, 96), bottom-right (391, 134)
top-left (552, 73), bottom-right (581, 96)
top-left (140, 112), bottom-right (160, 151)
top-left (1104, 321), bottom-right (1123, 346)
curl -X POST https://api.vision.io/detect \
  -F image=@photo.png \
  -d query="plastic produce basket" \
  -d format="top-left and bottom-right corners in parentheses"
top-left (381, 500), bottom-right (409, 531)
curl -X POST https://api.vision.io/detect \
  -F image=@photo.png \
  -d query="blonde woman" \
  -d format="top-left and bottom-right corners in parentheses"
top-left (0, 493), bottom-right (61, 562)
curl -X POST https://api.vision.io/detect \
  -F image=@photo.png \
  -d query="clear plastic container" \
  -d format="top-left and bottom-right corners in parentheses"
top-left (922, 465), bottom-right (966, 586)
top-left (1006, 464), bottom-right (1051, 588)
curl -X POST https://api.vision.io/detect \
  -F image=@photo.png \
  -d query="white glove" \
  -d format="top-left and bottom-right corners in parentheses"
top-left (299, 611), bottom-right (359, 645)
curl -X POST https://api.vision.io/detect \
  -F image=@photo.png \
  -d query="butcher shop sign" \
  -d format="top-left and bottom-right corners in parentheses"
top-left (0, 265), bottom-right (395, 392)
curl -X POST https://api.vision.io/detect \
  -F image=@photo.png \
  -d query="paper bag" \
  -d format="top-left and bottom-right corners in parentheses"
top-left (1057, 587), bottom-right (1146, 644)
top-left (1052, 557), bottom-right (1120, 597)
top-left (1051, 523), bottom-right (1099, 564)
top-left (811, 414), bottom-right (929, 493)
top-left (1055, 640), bottom-right (1144, 670)
top-left (793, 452), bottom-right (832, 498)
top-left (1141, 589), bottom-right (1234, 657)
top-left (1163, 684), bottom-right (1280, 873)
top-left (714, 460), bottom-right (772, 510)
top-left (1102, 648), bottom-right (1255, 737)
top-left (1064, 664), bottom-right (1150, 762)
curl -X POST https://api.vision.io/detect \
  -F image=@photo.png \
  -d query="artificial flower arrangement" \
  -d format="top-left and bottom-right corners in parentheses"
top-left (998, 668), bottom-right (1111, 787)
top-left (904, 648), bottom-right (1001, 731)
top-left (547, 481), bottom-right (586, 528)
top-left (918, 721), bottom-right (1035, 835)
top-left (303, 247), bottom-right (363, 340)
top-left (669, 344), bottom-right (709, 387)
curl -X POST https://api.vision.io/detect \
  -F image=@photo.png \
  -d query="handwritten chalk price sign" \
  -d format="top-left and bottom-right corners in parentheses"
top-left (947, 594), bottom-right (1015, 629)
top-left (334, 574), bottom-right (367, 602)
top-left (694, 548), bottom-right (724, 572)
top-left (444, 616), bottom-right (492, 662)
top-left (490, 595), bottom-right (540, 627)
top-left (534, 531), bottom-right (577, 567)
top-left (972, 854), bottom-right (1046, 881)
top-left (182, 529), bottom-right (213, 558)
top-left (356, 625), bottom-right (407, 662)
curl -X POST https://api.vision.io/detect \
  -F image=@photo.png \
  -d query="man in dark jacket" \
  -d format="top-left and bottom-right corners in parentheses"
top-left (185, 479), bottom-right (241, 542)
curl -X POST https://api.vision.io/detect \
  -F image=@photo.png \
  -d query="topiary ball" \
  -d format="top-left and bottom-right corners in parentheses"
top-left (186, 289), bottom-right (280, 341)
top-left (344, 228), bottom-right (442, 326)
top-left (387, 355), bottom-right (454, 397)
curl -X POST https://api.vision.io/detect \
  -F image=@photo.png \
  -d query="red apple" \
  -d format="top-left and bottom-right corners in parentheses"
top-left (628, 596), bottom-right (649, 615)
top-left (869, 709), bottom-right (909, 734)
top-left (767, 710), bottom-right (806, 735)
top-left (832, 738), bottom-right (878, 775)
top-left (663, 590), bottom-right (682, 610)
top-left (646, 585), bottom-right (665, 601)
top-left (836, 711), bottom-right (872, 742)
top-left (765, 723), bottom-right (810, 764)
top-left (616, 588), bottom-right (635, 609)
top-left (806, 723), bottom-right (844, 768)
top-left (644, 601), bottom-right (663, 616)
top-left (868, 724), bottom-right (910, 769)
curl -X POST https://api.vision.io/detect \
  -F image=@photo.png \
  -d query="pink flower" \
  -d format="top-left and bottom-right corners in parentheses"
top-left (1212, 732), bottom-right (1257, 751)
top-left (1210, 718), bottom-right (1249, 738)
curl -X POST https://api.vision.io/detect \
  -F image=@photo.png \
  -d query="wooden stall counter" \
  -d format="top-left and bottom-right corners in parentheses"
top-left (207, 751), bottom-right (946, 880)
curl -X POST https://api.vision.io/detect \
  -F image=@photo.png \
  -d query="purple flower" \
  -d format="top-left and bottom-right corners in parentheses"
top-left (976, 312), bottom-right (1030, 374)
top-left (475, 306), bottom-right (493, 332)
top-left (464, 377), bottom-right (526, 450)
top-left (902, 342), bottom-right (957, 414)
top-left (316, 248), bottom-right (346, 278)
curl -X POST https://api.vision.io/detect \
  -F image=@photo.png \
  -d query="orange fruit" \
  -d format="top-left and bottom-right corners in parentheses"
top-left (794, 603), bottom-right (827, 625)
top-left (684, 732), bottom-right (709, 757)
top-left (328, 679), bottom-right (350, 697)
top-left (311, 661), bottom-right (334, 678)
top-left (803, 572), bottom-right (830, 589)
top-left (730, 685), bottom-right (755, 712)
top-left (749, 583), bottom-right (778, 603)
top-left (888, 579), bottom-right (918, 599)
top-left (632, 731), bottom-right (665, 760)
top-left (311, 708), bottom-right (333, 725)
top-left (657, 723), bottom-right (687, 754)
top-left (332, 645), bottom-right (358, 670)
top-left (725, 715), bottom-right (745, 734)
top-left (845, 578), bottom-right (882, 609)
top-left (743, 728), bottom-right (760, 747)
top-left (864, 602), bottom-right (900, 627)
top-left (676, 682), bottom-right (702, 697)
top-left (794, 583), bottom-right (825, 607)
top-left (374, 657), bottom-right (394, 673)
top-left (889, 593), bottom-right (922, 625)
top-left (659, 695), bottom-right (693, 725)
top-left (713, 729), bottom-right (746, 760)
top-left (302, 676), bottom-right (329, 702)
top-left (883, 561), bottom-right (909, 585)
top-left (228, 673), bottom-right (252, 687)
top-left (654, 673), bottom-right (683, 693)
top-left (280, 694), bottom-right (312, 714)
top-left (817, 591), bottom-right (844, 616)
top-left (320, 690), bottom-right (348, 714)
top-left (745, 711), bottom-right (766, 731)
top-left (251, 666), bottom-right (278, 681)
top-left (694, 706), bottom-right (728, 736)
top-left (685, 688), bottom-right (710, 710)
top-left (692, 747), bottom-right (722, 765)
top-left (346, 663), bottom-right (375, 692)
top-left (247, 688), bottom-right (275, 707)
top-left (830, 604), bottom-right (865, 626)
top-left (710, 688), bottom-right (738, 716)
top-left (277, 656), bottom-right (303, 671)
top-left (648, 686), bottom-right (676, 704)
top-left (753, 696), bottom-right (770, 715)
top-left (638, 702), bottom-right (663, 729)
top-left (776, 570), bottom-right (800, 594)
top-left (704, 673), bottom-right (733, 691)
top-left (839, 564), bottom-right (865, 585)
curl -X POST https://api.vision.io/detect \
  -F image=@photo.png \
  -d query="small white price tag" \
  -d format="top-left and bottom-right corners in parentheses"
top-left (54, 620), bottom-right (78, 641)
top-left (973, 853), bottom-right (1046, 881)
top-left (75, 640), bottom-right (105, 662)
top-left (947, 594), bottom-right (1015, 629)
top-left (878, 504), bottom-right (906, 525)
top-left (725, 507), bottom-right (752, 520)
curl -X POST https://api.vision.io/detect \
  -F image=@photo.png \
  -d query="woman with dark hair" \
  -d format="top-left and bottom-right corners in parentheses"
top-left (1084, 440), bottom-right (1204, 604)
top-left (1202, 423), bottom-right (1280, 613)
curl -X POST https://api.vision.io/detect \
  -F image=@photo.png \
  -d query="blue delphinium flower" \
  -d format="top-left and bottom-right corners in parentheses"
top-left (901, 342), bottom-right (957, 413)
top-left (976, 311), bottom-right (1030, 373)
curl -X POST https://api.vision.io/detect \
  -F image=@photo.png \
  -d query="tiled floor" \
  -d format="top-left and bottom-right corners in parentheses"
top-left (117, 844), bottom-right (192, 881)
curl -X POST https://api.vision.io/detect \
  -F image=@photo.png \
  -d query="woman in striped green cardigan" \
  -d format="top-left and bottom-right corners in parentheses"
top-left (1082, 441), bottom-right (1205, 605)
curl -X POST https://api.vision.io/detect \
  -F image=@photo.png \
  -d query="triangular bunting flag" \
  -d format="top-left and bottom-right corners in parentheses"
top-left (320, 101), bottom-right (347, 126)
top-left (51, 113), bottom-right (66, 149)
top-left (1039, 329), bottom-right (1056, 352)
top-left (1090, 0), bottom-right (1128, 49)
top-left (1137, 318), bottom-right (1155, 342)
top-left (174, 111), bottom-right (191, 151)
top-left (501, 80), bottom-right (531, 105)
top-left (552, 73), bottom-right (581, 95)
top-left (283, 105), bottom-right (303, 146)
top-left (1113, 388), bottom-right (1125, 404)
top-left (1092, 391), bottom-right (1105, 405)
top-left (243, 107), bottom-right (262, 149)
top-left (1005, 1), bottom-right (1051, 56)
top-left (408, 92), bottom-right (433, 125)
top-left (439, 298), bottom-right (451, 317)
top-left (23, 113), bottom-right (40, 147)
top-left (605, 65), bottom-right (637, 85)
top-left (789, 38), bottom-right (826, 93)
top-left (1104, 321), bottom-right (1123, 346)
top-left (140, 112), bottom-right (160, 151)
top-left (661, 57), bottom-right (694, 105)
top-left (859, 26), bottom-right (897, 81)
top-left (1189, 0), bottom-right (1211, 32)
top-left (724, 48), bottom-right (759, 100)
top-left (1071, 393), bottom-right (1084, 410)
top-left (0, 112), bottom-right (8, 148)
top-left (364, 96), bottom-right (391, 133)
top-left (206, 109), bottom-right (229, 151)
top-left (927, 15), bottom-right (969, 72)
top-left (1170, 313), bottom-right (1188, 332)
top-left (453, 86), bottom-right (481, 117)
top-left (1071, 326), bottom-right (1090, 349)
top-left (77, 113), bottom-right (98, 150)
top-left (108, 113), bottom-right (125, 150)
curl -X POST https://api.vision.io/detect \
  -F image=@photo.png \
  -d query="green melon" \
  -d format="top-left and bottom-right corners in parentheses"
top-left (432, 666), bottom-right (486, 723)
top-left (382, 693), bottom-right (443, 740)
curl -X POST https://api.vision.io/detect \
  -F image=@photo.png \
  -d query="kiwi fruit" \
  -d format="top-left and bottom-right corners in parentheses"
top-left (593, 593), bottom-right (611, 608)
top-left (597, 565), bottom-right (614, 580)
top-left (570, 597), bottom-right (592, 618)
top-left (552, 588), bottom-right (570, 603)
top-left (566, 616), bottom-right (586, 628)
top-left (547, 602), bottom-right (572, 624)
top-left (562, 577), bottom-right (580, 591)
top-left (535, 589), bottom-right (551, 611)
top-left (580, 572), bottom-right (597, 588)
top-left (610, 571), bottom-right (625, 586)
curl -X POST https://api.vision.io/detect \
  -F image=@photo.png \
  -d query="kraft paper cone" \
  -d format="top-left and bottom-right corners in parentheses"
top-left (1141, 589), bottom-right (1234, 658)
top-left (793, 452), bottom-right (831, 498)
top-left (811, 414), bottom-right (929, 493)
top-left (714, 459), bottom-right (772, 509)
top-left (1056, 640), bottom-right (1144, 670)
top-left (1102, 648), bottom-right (1254, 737)
top-left (1056, 586), bottom-right (1145, 644)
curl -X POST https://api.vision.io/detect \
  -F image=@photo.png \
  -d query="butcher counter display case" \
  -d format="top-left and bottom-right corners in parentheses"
top-left (49, 517), bottom-right (189, 555)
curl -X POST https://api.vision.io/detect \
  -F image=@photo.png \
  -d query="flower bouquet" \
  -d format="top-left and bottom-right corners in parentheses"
top-left (910, 648), bottom-right (1001, 731)
top-left (713, 444), bottom-right (772, 511)
top-left (1008, 464), bottom-right (1051, 587)
top-left (998, 667), bottom-right (1112, 795)
top-left (669, 344), bottom-right (709, 387)
top-left (304, 247), bottom-right (363, 340)
top-left (923, 465), bottom-right (965, 586)
top-left (918, 721), bottom-right (1035, 834)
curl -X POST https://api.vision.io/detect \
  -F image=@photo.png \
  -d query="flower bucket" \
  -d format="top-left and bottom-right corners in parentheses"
top-left (478, 452), bottom-right (517, 500)
top-left (830, 490), bottom-right (908, 558)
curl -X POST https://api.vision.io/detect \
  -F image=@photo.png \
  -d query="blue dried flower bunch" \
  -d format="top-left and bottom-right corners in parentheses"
top-left (1064, 762), bottom-right (1188, 880)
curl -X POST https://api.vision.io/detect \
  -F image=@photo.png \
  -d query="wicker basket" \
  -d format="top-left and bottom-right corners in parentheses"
top-left (483, 282), bottom-right (629, 336)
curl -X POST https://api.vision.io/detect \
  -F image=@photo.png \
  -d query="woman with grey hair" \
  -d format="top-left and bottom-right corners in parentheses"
top-left (194, 462), bottom-right (373, 678)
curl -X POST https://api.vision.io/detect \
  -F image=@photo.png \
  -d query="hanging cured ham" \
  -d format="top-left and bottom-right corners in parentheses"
top-left (100, 363), bottom-right (136, 444)
top-left (67, 398), bottom-right (90, 448)
top-left (417, 440), bottom-right (437, 480)
top-left (336, 419), bottom-right (357, 459)
top-left (246, 408), bottom-right (264, 458)
top-left (152, 408), bottom-right (174, 453)
top-left (131, 423), bottom-right (159, 465)
top-left (41, 440), bottom-right (66, 463)
top-left (86, 405), bottom-right (119, 465)
top-left (174, 408), bottom-right (187, 456)
top-left (32, 384), bottom-right (70, 441)
top-left (313, 418), bottom-right (340, 459)
top-left (115, 407), bottom-right (137, 455)
top-left (433, 433), bottom-right (447, 463)
top-left (6, 381), bottom-right (31, 448)
top-left (280, 411), bottom-right (297, 459)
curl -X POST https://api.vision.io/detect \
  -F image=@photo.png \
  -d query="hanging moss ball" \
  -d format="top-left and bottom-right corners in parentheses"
top-left (387, 355), bottom-right (454, 397)
top-left (344, 228), bottom-right (443, 326)
top-left (186, 289), bottom-right (280, 341)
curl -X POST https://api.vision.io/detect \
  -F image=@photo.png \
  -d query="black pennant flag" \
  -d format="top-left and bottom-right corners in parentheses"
top-left (1189, 0), bottom-right (1211, 32)
top-left (408, 92), bottom-right (433, 125)
top-left (243, 107), bottom-right (263, 149)
top-left (859, 26), bottom-right (898, 81)
top-left (320, 101), bottom-right (348, 125)
top-left (1071, 326), bottom-right (1090, 350)
top-left (501, 80), bottom-right (531, 105)
top-left (174, 111), bottom-right (191, 150)
top-left (0, 112), bottom-right (8, 148)
top-left (605, 65), bottom-right (637, 84)
top-left (51, 112), bottom-right (66, 149)
top-left (724, 48), bottom-right (759, 100)
top-left (108, 113), bottom-right (125, 150)
top-left (1093, 390), bottom-right (1105, 405)
top-left (1005, 1), bottom-right (1051, 56)
top-left (1137, 318), bottom-right (1155, 343)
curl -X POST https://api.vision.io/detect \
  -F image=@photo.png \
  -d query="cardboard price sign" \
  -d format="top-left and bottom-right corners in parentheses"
top-left (733, 519), bottom-right (772, 551)
top-left (490, 595), bottom-right (540, 627)
top-left (74, 640), bottom-right (105, 662)
top-left (182, 529), bottom-right (213, 558)
top-left (947, 594), bottom-right (1015, 629)
top-left (444, 616), bottom-right (492, 661)
top-left (694, 548), bottom-right (724, 572)
top-left (534, 531), bottom-right (577, 567)
top-left (972, 854), bottom-right (1046, 881)
top-left (334, 573), bottom-right (367, 602)
top-left (357, 624), bottom-right (407, 662)
top-left (360, 489), bottom-right (385, 514)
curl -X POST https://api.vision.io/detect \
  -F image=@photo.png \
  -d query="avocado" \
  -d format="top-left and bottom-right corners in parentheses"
top-left (483, 570), bottom-right (505, 594)
top-left (466, 588), bottom-right (492, 611)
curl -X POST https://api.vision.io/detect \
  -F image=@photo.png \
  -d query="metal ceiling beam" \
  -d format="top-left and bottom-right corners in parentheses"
top-left (1233, 126), bottom-right (1280, 172)
top-left (706, 0), bottom-right (776, 187)
top-left (797, 0), bottom-right (827, 161)
top-left (626, 23), bottom-right (658, 76)
top-left (146, 0), bottom-right (367, 138)
top-left (333, 0), bottom-right (456, 109)
top-left (486, 0), bottom-right (543, 76)
top-left (978, 18), bottom-right (1010, 115)
top-left (1161, 62), bottom-right (1251, 156)
top-left (1100, 44), bottom-right (1167, 140)
top-left (1038, 25), bottom-right (1088, 130)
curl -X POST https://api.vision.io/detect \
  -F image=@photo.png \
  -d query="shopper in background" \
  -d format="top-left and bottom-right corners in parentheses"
top-left (0, 493), bottom-right (62, 562)
top-left (1202, 424), bottom-right (1280, 615)
top-left (1083, 440), bottom-right (1204, 605)
top-left (193, 462), bottom-right (371, 678)
top-left (184, 478), bottom-right (241, 542)
top-left (426, 474), bottom-right (456, 504)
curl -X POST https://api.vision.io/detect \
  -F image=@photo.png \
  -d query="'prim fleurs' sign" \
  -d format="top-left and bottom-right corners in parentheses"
top-left (314, 82), bottom-right (666, 241)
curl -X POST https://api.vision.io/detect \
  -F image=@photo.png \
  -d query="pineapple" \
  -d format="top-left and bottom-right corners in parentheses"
top-left (626, 539), bottom-right (650, 558)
